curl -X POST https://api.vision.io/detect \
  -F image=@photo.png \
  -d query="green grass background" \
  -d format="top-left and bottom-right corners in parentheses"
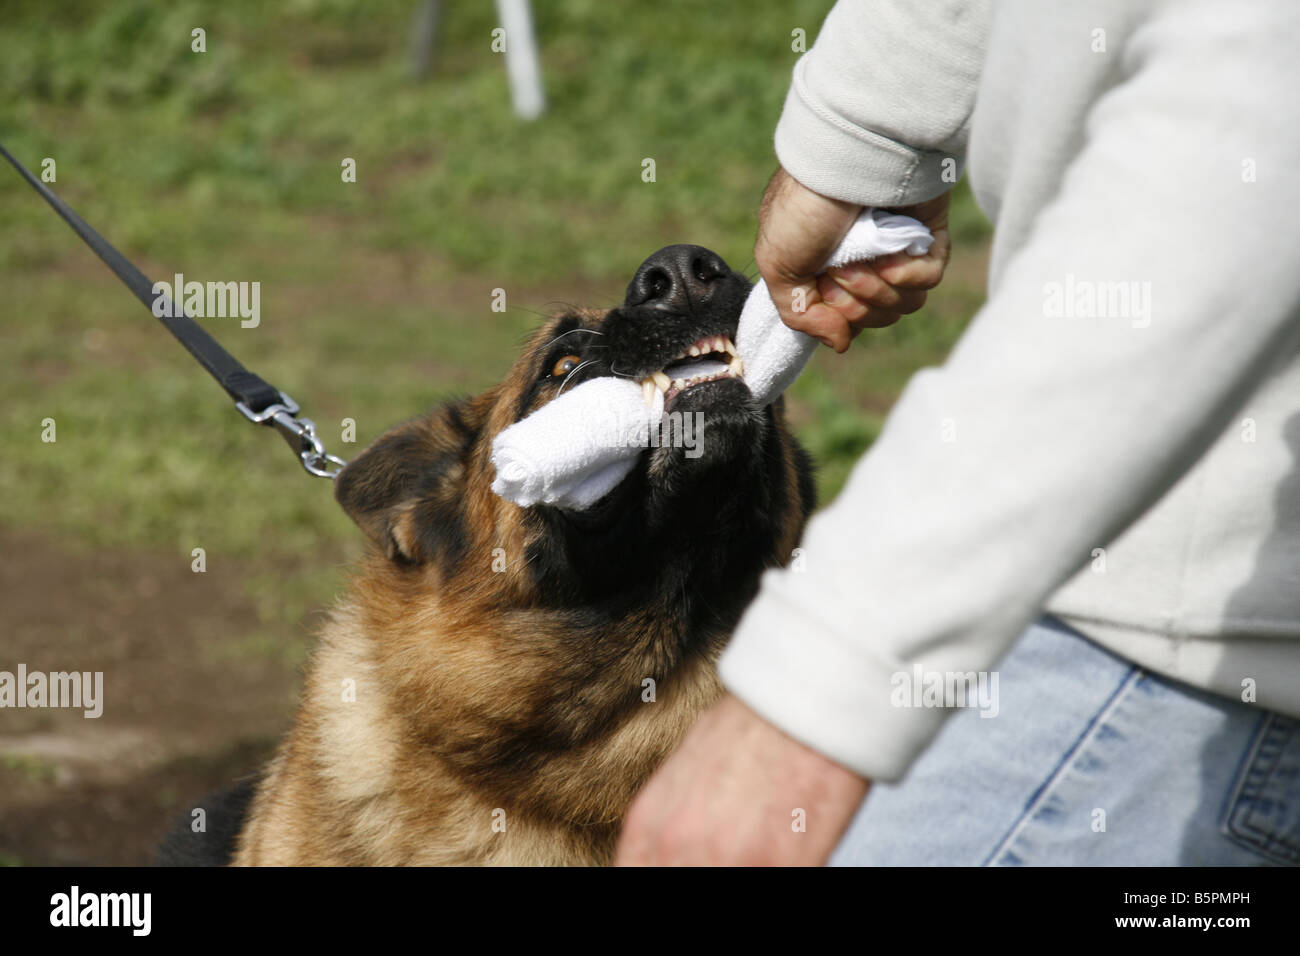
top-left (0, 0), bottom-right (990, 660)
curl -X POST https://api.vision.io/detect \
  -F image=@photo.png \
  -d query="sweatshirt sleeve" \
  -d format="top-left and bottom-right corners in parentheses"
top-left (721, 2), bottom-right (1300, 782)
top-left (774, 0), bottom-right (991, 207)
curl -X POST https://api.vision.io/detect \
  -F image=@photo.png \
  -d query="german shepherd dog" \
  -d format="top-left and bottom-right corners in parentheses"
top-left (159, 244), bottom-right (814, 866)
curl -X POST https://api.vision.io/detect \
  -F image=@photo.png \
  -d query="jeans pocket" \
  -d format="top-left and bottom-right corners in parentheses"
top-left (1222, 713), bottom-right (1300, 866)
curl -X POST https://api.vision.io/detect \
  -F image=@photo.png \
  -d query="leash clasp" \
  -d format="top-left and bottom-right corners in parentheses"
top-left (236, 392), bottom-right (348, 480)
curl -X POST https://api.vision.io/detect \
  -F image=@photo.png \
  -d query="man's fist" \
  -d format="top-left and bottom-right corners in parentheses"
top-left (754, 166), bottom-right (953, 353)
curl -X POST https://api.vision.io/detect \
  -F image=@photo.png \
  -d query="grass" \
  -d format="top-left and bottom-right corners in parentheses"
top-left (2, 754), bottom-right (59, 785)
top-left (0, 0), bottom-right (990, 654)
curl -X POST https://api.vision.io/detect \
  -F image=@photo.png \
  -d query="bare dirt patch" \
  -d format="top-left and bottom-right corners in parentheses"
top-left (0, 528), bottom-right (304, 865)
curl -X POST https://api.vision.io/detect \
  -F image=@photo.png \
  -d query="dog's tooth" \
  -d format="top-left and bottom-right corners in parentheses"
top-left (673, 378), bottom-right (685, 389)
top-left (729, 356), bottom-right (745, 377)
top-left (688, 344), bottom-right (701, 357)
top-left (653, 370), bottom-right (672, 392)
top-left (723, 338), bottom-right (738, 356)
top-left (642, 379), bottom-right (655, 407)
top-left (711, 336), bottom-right (724, 353)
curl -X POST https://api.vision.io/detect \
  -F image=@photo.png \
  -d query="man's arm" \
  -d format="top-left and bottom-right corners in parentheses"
top-left (721, 1), bottom-right (1300, 786)
top-left (617, 1), bottom-right (1300, 865)
top-left (755, 0), bottom-right (988, 349)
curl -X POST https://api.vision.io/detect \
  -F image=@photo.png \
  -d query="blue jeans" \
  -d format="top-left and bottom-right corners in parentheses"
top-left (830, 616), bottom-right (1300, 866)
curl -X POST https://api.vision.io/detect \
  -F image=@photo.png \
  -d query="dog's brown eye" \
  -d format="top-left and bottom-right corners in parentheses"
top-left (551, 355), bottom-right (581, 378)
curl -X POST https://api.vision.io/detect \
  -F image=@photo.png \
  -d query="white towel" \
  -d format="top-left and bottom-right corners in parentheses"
top-left (491, 208), bottom-right (933, 510)
top-left (489, 376), bottom-right (662, 508)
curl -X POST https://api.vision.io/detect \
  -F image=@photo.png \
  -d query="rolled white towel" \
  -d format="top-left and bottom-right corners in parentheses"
top-left (491, 208), bottom-right (933, 511)
top-left (490, 376), bottom-right (662, 508)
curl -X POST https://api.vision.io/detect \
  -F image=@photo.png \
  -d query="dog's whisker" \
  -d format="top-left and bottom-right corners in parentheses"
top-left (524, 327), bottom-right (606, 363)
top-left (544, 328), bottom-right (603, 349)
top-left (556, 360), bottom-right (597, 396)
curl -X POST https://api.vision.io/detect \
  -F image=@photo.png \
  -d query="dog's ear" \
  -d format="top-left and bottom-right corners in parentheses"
top-left (334, 398), bottom-right (485, 564)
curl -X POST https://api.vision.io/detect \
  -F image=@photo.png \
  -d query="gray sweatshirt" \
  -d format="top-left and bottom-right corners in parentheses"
top-left (718, 0), bottom-right (1300, 782)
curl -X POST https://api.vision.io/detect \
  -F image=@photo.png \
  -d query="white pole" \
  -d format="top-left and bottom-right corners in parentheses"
top-left (495, 0), bottom-right (546, 120)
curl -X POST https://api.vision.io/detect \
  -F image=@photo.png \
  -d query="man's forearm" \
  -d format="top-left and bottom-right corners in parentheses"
top-left (723, 1), bottom-right (1300, 782)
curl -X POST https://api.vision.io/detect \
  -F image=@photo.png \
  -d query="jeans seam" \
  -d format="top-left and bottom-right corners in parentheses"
top-left (1215, 711), bottom-right (1271, 826)
top-left (981, 665), bottom-right (1144, 866)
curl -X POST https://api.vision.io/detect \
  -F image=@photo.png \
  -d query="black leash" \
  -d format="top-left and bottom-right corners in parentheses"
top-left (1, 142), bottom-right (345, 479)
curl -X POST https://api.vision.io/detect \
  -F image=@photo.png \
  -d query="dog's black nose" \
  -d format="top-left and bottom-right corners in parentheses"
top-left (625, 244), bottom-right (732, 312)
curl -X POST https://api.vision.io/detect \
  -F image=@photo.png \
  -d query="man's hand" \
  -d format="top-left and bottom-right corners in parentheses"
top-left (615, 693), bottom-right (870, 866)
top-left (754, 166), bottom-right (953, 353)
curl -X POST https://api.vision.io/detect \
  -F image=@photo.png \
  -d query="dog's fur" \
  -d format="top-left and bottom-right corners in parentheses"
top-left (159, 246), bottom-right (814, 866)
